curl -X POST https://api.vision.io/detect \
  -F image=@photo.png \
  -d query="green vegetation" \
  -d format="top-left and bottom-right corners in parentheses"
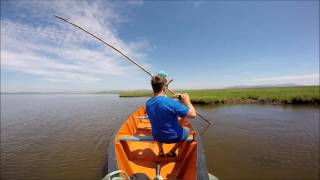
top-left (120, 91), bottom-right (152, 97)
top-left (119, 86), bottom-right (320, 104)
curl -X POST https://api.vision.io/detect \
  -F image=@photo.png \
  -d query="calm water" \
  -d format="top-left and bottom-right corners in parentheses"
top-left (1, 94), bottom-right (319, 180)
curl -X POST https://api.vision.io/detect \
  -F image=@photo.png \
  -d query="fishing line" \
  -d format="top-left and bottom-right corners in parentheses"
top-left (54, 15), bottom-right (212, 125)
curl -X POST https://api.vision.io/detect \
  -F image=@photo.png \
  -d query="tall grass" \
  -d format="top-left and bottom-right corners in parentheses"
top-left (119, 86), bottom-right (320, 104)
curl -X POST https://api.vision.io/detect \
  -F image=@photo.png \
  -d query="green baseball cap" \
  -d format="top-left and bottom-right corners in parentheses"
top-left (158, 70), bottom-right (168, 78)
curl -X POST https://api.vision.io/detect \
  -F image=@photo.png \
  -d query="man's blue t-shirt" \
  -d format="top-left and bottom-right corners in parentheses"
top-left (146, 96), bottom-right (189, 143)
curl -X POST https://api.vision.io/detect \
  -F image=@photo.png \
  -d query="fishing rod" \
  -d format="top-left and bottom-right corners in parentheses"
top-left (54, 15), bottom-right (211, 125)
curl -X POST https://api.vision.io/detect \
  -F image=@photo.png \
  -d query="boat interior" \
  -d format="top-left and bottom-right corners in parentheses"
top-left (114, 106), bottom-right (197, 179)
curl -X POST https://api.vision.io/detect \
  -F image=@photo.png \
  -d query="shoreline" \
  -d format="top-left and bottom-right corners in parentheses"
top-left (118, 86), bottom-right (320, 105)
top-left (189, 98), bottom-right (320, 105)
top-left (119, 96), bottom-right (320, 105)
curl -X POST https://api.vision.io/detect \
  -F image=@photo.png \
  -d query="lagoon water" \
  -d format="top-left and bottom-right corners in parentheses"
top-left (1, 94), bottom-right (319, 180)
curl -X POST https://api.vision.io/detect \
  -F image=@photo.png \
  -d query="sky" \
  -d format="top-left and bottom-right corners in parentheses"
top-left (1, 0), bottom-right (319, 92)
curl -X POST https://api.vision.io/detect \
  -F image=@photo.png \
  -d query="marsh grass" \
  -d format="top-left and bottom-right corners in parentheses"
top-left (119, 86), bottom-right (320, 104)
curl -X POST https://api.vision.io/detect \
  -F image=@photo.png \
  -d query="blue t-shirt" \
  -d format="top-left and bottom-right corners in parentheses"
top-left (146, 96), bottom-right (189, 143)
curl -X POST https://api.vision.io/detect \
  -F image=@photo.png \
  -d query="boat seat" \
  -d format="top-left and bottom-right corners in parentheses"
top-left (134, 116), bottom-right (149, 120)
top-left (117, 135), bottom-right (193, 142)
top-left (136, 122), bottom-right (152, 130)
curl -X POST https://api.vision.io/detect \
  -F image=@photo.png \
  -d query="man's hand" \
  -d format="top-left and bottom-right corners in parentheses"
top-left (176, 93), bottom-right (196, 118)
top-left (177, 93), bottom-right (191, 105)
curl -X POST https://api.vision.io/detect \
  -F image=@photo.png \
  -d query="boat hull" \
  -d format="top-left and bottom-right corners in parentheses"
top-left (107, 106), bottom-right (209, 180)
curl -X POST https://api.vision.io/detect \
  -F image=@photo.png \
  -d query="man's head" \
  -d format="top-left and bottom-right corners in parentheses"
top-left (151, 75), bottom-right (167, 94)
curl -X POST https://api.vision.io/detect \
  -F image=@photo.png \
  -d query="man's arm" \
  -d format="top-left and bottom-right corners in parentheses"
top-left (179, 93), bottom-right (196, 118)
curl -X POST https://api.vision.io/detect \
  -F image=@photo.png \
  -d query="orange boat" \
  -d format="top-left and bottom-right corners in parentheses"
top-left (107, 106), bottom-right (210, 180)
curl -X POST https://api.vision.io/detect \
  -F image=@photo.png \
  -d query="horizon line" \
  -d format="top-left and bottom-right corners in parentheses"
top-left (2, 84), bottom-right (319, 94)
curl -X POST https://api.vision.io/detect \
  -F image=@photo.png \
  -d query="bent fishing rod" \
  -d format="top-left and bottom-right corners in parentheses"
top-left (54, 15), bottom-right (211, 125)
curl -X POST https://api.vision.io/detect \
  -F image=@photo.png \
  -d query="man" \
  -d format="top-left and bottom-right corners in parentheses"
top-left (146, 75), bottom-right (196, 157)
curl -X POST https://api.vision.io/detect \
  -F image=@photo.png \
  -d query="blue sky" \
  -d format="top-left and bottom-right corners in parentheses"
top-left (1, 0), bottom-right (319, 92)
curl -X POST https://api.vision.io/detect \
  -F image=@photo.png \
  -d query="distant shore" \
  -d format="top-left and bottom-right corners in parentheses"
top-left (119, 86), bottom-right (320, 105)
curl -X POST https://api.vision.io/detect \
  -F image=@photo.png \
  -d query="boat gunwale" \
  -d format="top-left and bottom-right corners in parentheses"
top-left (107, 105), bottom-right (209, 180)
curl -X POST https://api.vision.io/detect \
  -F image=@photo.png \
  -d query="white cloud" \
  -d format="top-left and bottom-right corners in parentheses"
top-left (249, 74), bottom-right (319, 85)
top-left (1, 1), bottom-right (149, 83)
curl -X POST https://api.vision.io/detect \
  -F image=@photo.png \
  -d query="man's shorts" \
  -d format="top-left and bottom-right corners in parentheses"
top-left (179, 127), bottom-right (190, 141)
top-left (155, 127), bottom-right (190, 143)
